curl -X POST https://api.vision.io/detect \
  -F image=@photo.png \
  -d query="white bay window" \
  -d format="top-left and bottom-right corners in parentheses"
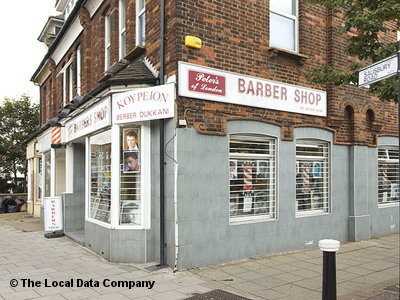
top-left (89, 130), bottom-right (112, 224)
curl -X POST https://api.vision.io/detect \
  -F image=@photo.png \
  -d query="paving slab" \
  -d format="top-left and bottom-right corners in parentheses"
top-left (0, 213), bottom-right (398, 300)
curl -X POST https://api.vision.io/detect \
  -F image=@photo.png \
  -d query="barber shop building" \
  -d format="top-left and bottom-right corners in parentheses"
top-left (26, 0), bottom-right (399, 270)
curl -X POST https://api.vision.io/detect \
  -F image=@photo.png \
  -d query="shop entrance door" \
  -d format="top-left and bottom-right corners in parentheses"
top-left (63, 142), bottom-right (86, 244)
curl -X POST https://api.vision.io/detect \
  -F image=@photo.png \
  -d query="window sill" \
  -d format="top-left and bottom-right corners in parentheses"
top-left (86, 217), bottom-right (112, 229)
top-left (267, 46), bottom-right (308, 65)
top-left (296, 210), bottom-right (330, 218)
top-left (229, 215), bottom-right (277, 225)
top-left (378, 202), bottom-right (399, 208)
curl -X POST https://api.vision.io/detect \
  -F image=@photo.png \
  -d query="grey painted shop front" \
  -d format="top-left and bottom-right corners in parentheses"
top-left (173, 122), bottom-right (399, 269)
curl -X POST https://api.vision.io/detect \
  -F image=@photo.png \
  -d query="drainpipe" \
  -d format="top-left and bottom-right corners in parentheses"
top-left (159, 0), bottom-right (166, 266)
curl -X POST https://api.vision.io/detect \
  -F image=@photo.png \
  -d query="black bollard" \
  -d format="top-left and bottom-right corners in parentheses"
top-left (319, 239), bottom-right (340, 300)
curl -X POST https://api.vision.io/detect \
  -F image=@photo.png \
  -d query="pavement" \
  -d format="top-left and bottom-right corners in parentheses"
top-left (0, 212), bottom-right (398, 300)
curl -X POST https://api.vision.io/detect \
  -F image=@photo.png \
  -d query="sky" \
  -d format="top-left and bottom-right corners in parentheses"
top-left (0, 1), bottom-right (57, 104)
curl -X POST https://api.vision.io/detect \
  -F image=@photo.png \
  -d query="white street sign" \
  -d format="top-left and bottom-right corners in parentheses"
top-left (358, 55), bottom-right (398, 87)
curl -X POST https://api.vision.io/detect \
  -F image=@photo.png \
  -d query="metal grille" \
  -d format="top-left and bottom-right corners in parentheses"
top-left (378, 146), bottom-right (399, 204)
top-left (229, 134), bottom-right (276, 221)
top-left (120, 169), bottom-right (141, 225)
top-left (296, 140), bottom-right (329, 215)
top-left (90, 142), bottom-right (112, 224)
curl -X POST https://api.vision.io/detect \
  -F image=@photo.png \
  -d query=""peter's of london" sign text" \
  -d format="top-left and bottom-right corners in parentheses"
top-left (179, 62), bottom-right (327, 117)
top-left (113, 84), bottom-right (175, 123)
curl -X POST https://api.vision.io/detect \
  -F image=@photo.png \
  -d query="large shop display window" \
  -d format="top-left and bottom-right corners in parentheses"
top-left (89, 130), bottom-right (112, 223)
top-left (44, 151), bottom-right (51, 198)
top-left (229, 134), bottom-right (277, 222)
top-left (378, 146), bottom-right (399, 205)
top-left (120, 127), bottom-right (142, 225)
top-left (296, 140), bottom-right (330, 215)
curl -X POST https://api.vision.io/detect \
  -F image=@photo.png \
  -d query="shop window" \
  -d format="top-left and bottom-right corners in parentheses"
top-left (119, 0), bottom-right (126, 59)
top-left (229, 134), bottom-right (277, 222)
top-left (37, 157), bottom-right (42, 201)
top-left (296, 140), bottom-right (330, 215)
top-left (136, 0), bottom-right (146, 46)
top-left (378, 146), bottom-right (399, 205)
top-left (43, 152), bottom-right (51, 198)
top-left (269, 0), bottom-right (298, 52)
top-left (120, 127), bottom-right (142, 225)
top-left (89, 130), bottom-right (112, 224)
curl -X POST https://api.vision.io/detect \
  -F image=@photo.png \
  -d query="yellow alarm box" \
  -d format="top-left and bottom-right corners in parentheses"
top-left (185, 36), bottom-right (202, 49)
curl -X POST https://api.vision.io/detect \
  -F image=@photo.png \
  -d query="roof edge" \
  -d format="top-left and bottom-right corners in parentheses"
top-left (31, 0), bottom-right (85, 82)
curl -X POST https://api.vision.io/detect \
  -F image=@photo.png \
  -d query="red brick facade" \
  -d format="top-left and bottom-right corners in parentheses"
top-left (37, 0), bottom-right (398, 146)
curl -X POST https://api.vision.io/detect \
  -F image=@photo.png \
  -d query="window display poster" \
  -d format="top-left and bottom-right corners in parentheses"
top-left (229, 160), bottom-right (237, 179)
top-left (313, 162), bottom-right (321, 178)
top-left (390, 183), bottom-right (399, 199)
top-left (123, 151), bottom-right (140, 173)
top-left (123, 128), bottom-right (140, 151)
top-left (257, 160), bottom-right (269, 178)
top-left (122, 128), bottom-right (141, 173)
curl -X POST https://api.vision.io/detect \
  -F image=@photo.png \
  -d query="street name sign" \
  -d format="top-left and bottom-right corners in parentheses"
top-left (358, 54), bottom-right (398, 87)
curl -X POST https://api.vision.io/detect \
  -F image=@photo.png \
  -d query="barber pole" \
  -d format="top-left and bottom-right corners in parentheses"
top-left (51, 127), bottom-right (61, 145)
top-left (243, 162), bottom-right (253, 213)
top-left (382, 165), bottom-right (389, 185)
top-left (243, 162), bottom-right (253, 192)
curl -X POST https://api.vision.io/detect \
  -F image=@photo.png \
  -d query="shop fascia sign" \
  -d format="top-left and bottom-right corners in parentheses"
top-left (178, 62), bottom-right (327, 117)
top-left (358, 54), bottom-right (398, 87)
top-left (65, 97), bottom-right (111, 142)
top-left (112, 83), bottom-right (175, 124)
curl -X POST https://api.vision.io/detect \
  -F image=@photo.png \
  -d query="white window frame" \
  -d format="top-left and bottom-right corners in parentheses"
top-left (136, 0), bottom-right (146, 46)
top-left (269, 0), bottom-right (299, 52)
top-left (105, 14), bottom-right (111, 70)
top-left (295, 139), bottom-right (330, 217)
top-left (378, 146), bottom-right (399, 206)
top-left (113, 122), bottom-right (151, 229)
top-left (58, 58), bottom-right (74, 106)
top-left (119, 0), bottom-right (126, 59)
top-left (87, 129), bottom-right (113, 227)
top-left (229, 134), bottom-right (277, 224)
top-left (85, 123), bottom-right (151, 230)
top-left (76, 46), bottom-right (81, 96)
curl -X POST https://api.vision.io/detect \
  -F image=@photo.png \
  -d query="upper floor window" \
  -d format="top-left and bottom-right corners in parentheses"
top-left (58, 58), bottom-right (74, 106)
top-left (119, 0), bottom-right (126, 59)
top-left (105, 14), bottom-right (111, 70)
top-left (229, 134), bottom-right (277, 223)
top-left (269, 0), bottom-right (298, 52)
top-left (296, 140), bottom-right (330, 216)
top-left (64, 0), bottom-right (78, 21)
top-left (378, 146), bottom-right (399, 205)
top-left (136, 0), bottom-right (146, 46)
top-left (76, 46), bottom-right (81, 96)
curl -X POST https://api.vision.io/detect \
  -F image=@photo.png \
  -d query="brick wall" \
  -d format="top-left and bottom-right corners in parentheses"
top-left (37, 0), bottom-right (398, 146)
